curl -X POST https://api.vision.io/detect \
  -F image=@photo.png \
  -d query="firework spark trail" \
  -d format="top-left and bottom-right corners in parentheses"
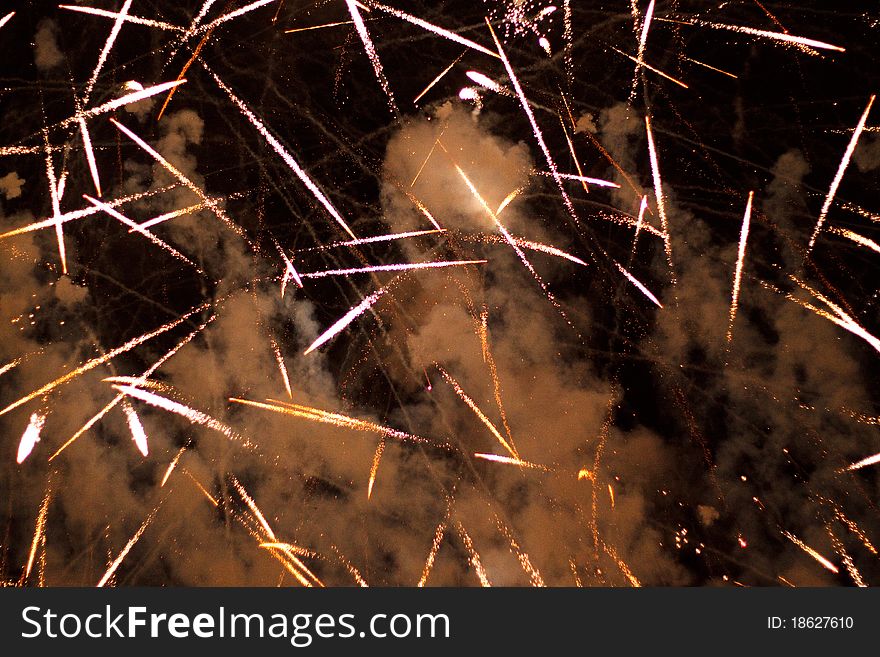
top-left (843, 452), bottom-right (880, 472)
top-left (613, 261), bottom-right (663, 308)
top-left (410, 124), bottom-right (448, 188)
top-left (478, 308), bottom-right (515, 453)
top-left (16, 413), bottom-right (47, 464)
top-left (114, 384), bottom-right (253, 448)
top-left (726, 192), bottom-right (754, 344)
top-left (164, 0), bottom-right (218, 64)
top-left (496, 186), bottom-right (524, 216)
top-left (272, 238), bottom-right (303, 298)
top-left (537, 171), bottom-right (620, 188)
top-left (83, 195), bottom-right (204, 273)
top-left (828, 226), bottom-right (880, 254)
top-left (189, 0), bottom-right (278, 39)
top-left (0, 359), bottom-right (22, 378)
top-left (327, 545), bottom-right (370, 587)
top-left (666, 18), bottom-right (845, 53)
top-left (494, 516), bottom-right (545, 587)
top-left (161, 442), bottom-right (190, 487)
top-left (418, 510), bottom-right (450, 587)
top-left (832, 508), bottom-right (878, 554)
top-left (367, 438), bottom-right (386, 500)
top-left (0, 11), bottom-right (14, 30)
top-left (42, 129), bottom-right (67, 275)
top-left (270, 337), bottom-right (293, 399)
top-left (0, 297), bottom-right (207, 418)
top-left (345, 0), bottom-right (398, 115)
top-left (285, 20), bottom-right (356, 34)
top-left (300, 259), bottom-right (486, 280)
top-left (295, 229), bottom-right (444, 254)
top-left (137, 201), bottom-right (205, 231)
top-left (808, 95), bottom-right (876, 253)
top-left (645, 115), bottom-right (676, 284)
top-left (827, 527), bottom-right (866, 587)
top-left (631, 195), bottom-right (649, 253)
top-left (602, 541), bottom-right (641, 587)
top-left (414, 52), bottom-right (465, 105)
top-left (110, 119), bottom-right (246, 239)
top-left (82, 0), bottom-right (132, 102)
top-left (612, 46), bottom-right (689, 89)
top-left (563, 0), bottom-right (572, 84)
top-left (437, 365), bottom-right (519, 459)
top-left (454, 521), bottom-right (491, 586)
top-left (231, 476), bottom-right (323, 587)
top-left (157, 28), bottom-right (213, 121)
top-left (474, 453), bottom-right (551, 472)
top-left (23, 486), bottom-right (51, 583)
top-left (58, 5), bottom-right (183, 32)
top-left (202, 65), bottom-right (356, 239)
top-left (122, 401), bottom-right (149, 457)
top-left (559, 120), bottom-right (590, 193)
top-left (454, 162), bottom-right (577, 328)
top-left (632, 0), bottom-right (656, 102)
top-left (466, 70), bottom-right (507, 95)
top-left (49, 316), bottom-right (215, 461)
top-left (303, 285), bottom-right (389, 355)
top-left (367, 2), bottom-right (499, 59)
top-left (76, 109), bottom-right (102, 197)
top-left (782, 530), bottom-right (839, 574)
top-left (97, 501), bottom-right (163, 587)
top-left (488, 22), bottom-right (579, 226)
top-left (681, 56), bottom-right (738, 79)
top-left (0, 185), bottom-right (180, 240)
top-left (230, 398), bottom-right (440, 447)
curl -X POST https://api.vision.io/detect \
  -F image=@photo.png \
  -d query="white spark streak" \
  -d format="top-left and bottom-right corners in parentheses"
top-left (345, 0), bottom-right (398, 114)
top-left (614, 261), bottom-right (663, 308)
top-left (538, 171), bottom-right (620, 188)
top-left (367, 2), bottom-right (499, 59)
top-left (122, 401), bottom-right (149, 457)
top-left (17, 413), bottom-right (46, 464)
top-left (844, 452), bottom-right (880, 472)
top-left (202, 65), bottom-right (356, 239)
top-left (59, 5), bottom-right (182, 31)
top-left (727, 192), bottom-right (754, 343)
top-left (43, 129), bottom-right (67, 275)
top-left (83, 0), bottom-right (133, 101)
top-left (300, 259), bottom-right (486, 280)
top-left (304, 287), bottom-right (388, 355)
top-left (676, 18), bottom-right (845, 53)
top-left (808, 95), bottom-right (875, 253)
top-left (0, 12), bottom-right (14, 30)
top-left (84, 195), bottom-right (203, 273)
top-left (828, 226), bottom-right (880, 254)
top-left (645, 115), bottom-right (676, 283)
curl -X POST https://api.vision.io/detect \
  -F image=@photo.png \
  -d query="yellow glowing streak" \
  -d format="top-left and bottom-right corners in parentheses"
top-left (828, 226), bottom-right (880, 254)
top-left (161, 443), bottom-right (189, 487)
top-left (24, 488), bottom-right (51, 581)
top-left (681, 55), bottom-right (738, 79)
top-left (418, 517), bottom-right (447, 587)
top-left (477, 309), bottom-right (516, 455)
top-left (455, 522), bottom-right (491, 587)
top-left (613, 46), bottom-right (689, 89)
top-left (414, 53), bottom-right (464, 105)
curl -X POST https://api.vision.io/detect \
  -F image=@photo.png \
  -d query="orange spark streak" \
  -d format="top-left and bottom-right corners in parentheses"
top-left (182, 468), bottom-right (217, 506)
top-left (202, 65), bottom-right (356, 239)
top-left (161, 443), bottom-right (189, 487)
top-left (157, 27), bottom-right (213, 121)
top-left (84, 195), bottom-right (203, 273)
top-left (229, 398), bottom-right (437, 446)
top-left (603, 541), bottom-right (641, 587)
top-left (828, 226), bottom-right (880, 254)
top-left (405, 191), bottom-right (443, 230)
top-left (24, 488), bottom-right (51, 581)
top-left (474, 453), bottom-right (551, 472)
top-left (414, 53), bottom-right (464, 105)
top-left (808, 95), bottom-right (875, 252)
top-left (303, 286), bottom-right (388, 355)
top-left (645, 115), bottom-right (676, 283)
top-left (418, 515), bottom-right (448, 587)
top-left (367, 438), bottom-right (386, 500)
top-left (613, 46), bottom-right (689, 89)
top-left (122, 401), bottom-right (149, 457)
top-left (454, 521), bottom-right (491, 586)
top-left (49, 316), bottom-right (214, 461)
top-left (114, 384), bottom-right (252, 447)
top-left (477, 309), bottom-right (515, 453)
top-left (1, 301), bottom-right (210, 418)
top-left (367, 2), bottom-right (499, 59)
top-left (270, 338), bottom-right (293, 399)
top-left (299, 259), bottom-right (486, 280)
top-left (438, 365), bottom-right (519, 459)
top-left (16, 412), bottom-right (46, 464)
top-left (495, 517), bottom-right (545, 587)
top-left (681, 55), bottom-right (738, 79)
top-left (98, 502), bottom-right (162, 587)
top-left (285, 20), bottom-right (355, 34)
top-left (782, 530), bottom-right (839, 574)
top-left (726, 192), bottom-right (754, 344)
top-left (58, 5), bottom-right (182, 31)
top-left (345, 0), bottom-right (397, 114)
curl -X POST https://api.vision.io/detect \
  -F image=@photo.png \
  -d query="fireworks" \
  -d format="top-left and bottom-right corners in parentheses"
top-left (1, 1), bottom-right (878, 589)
